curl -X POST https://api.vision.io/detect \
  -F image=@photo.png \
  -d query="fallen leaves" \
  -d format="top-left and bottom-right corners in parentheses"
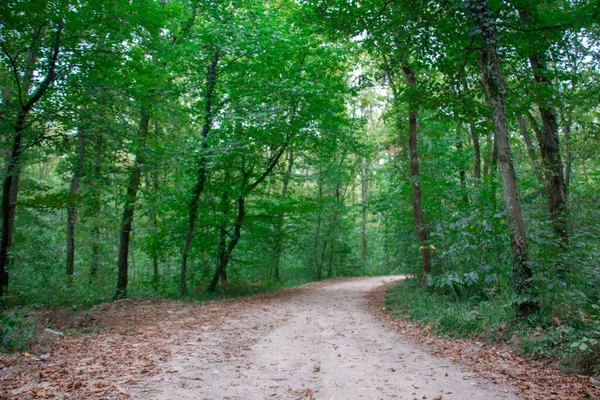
top-left (1, 282), bottom-right (337, 400)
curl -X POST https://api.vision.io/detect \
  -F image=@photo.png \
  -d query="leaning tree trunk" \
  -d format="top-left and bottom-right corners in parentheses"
top-left (115, 109), bottom-right (150, 299)
top-left (401, 60), bottom-right (431, 274)
top-left (207, 136), bottom-right (290, 292)
top-left (470, 0), bottom-right (536, 316)
top-left (181, 49), bottom-right (220, 296)
top-left (66, 125), bottom-right (87, 286)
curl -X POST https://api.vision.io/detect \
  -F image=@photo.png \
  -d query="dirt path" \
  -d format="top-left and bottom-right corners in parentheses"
top-left (128, 276), bottom-right (519, 400)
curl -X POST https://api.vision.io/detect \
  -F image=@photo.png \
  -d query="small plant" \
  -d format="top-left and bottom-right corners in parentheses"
top-left (0, 310), bottom-right (35, 352)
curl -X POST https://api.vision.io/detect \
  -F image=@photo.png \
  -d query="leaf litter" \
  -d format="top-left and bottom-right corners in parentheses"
top-left (0, 283), bottom-right (328, 400)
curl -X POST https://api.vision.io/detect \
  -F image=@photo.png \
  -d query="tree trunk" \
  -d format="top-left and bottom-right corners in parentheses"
top-left (0, 25), bottom-right (62, 302)
top-left (66, 125), bottom-right (87, 286)
top-left (314, 169), bottom-right (324, 280)
top-left (360, 157), bottom-right (369, 261)
top-left (470, 122), bottom-right (481, 181)
top-left (401, 61), bottom-right (431, 274)
top-left (208, 193), bottom-right (245, 292)
top-left (456, 125), bottom-right (468, 204)
top-left (181, 49), bottom-right (220, 296)
top-left (518, 116), bottom-right (543, 186)
top-left (89, 153), bottom-right (102, 282)
top-left (272, 148), bottom-right (294, 281)
top-left (471, 0), bottom-right (535, 316)
top-left (115, 109), bottom-right (150, 299)
top-left (216, 172), bottom-right (231, 287)
top-left (518, 8), bottom-right (568, 254)
top-left (561, 110), bottom-right (572, 194)
top-left (0, 130), bottom-right (23, 299)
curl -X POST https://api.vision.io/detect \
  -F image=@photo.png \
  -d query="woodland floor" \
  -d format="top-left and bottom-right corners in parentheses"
top-left (1, 276), bottom-right (598, 400)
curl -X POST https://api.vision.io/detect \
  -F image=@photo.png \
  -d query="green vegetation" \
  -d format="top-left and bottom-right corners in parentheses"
top-left (1, 0), bottom-right (599, 374)
top-left (0, 309), bottom-right (35, 352)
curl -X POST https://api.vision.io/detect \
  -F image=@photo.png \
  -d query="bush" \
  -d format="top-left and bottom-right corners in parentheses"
top-left (0, 310), bottom-right (35, 352)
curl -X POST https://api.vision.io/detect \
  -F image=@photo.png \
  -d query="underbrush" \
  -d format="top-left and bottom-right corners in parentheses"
top-left (385, 278), bottom-right (600, 376)
top-left (0, 309), bottom-right (36, 352)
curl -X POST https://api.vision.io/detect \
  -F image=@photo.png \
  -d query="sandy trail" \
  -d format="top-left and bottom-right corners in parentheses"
top-left (128, 276), bottom-right (518, 400)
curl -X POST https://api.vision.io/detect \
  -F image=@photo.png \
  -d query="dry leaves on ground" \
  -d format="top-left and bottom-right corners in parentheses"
top-left (0, 282), bottom-right (336, 400)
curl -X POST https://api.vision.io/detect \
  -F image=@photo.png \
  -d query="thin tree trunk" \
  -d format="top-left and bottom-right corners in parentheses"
top-left (115, 109), bottom-right (150, 299)
top-left (216, 171), bottom-right (231, 286)
top-left (360, 157), bottom-right (369, 261)
top-left (471, 0), bottom-right (535, 316)
top-left (273, 148), bottom-right (294, 281)
top-left (206, 135), bottom-right (291, 292)
top-left (470, 121), bottom-right (481, 181)
top-left (181, 49), bottom-right (220, 296)
top-left (401, 60), bottom-right (431, 274)
top-left (89, 153), bottom-right (102, 281)
top-left (145, 172), bottom-right (160, 278)
top-left (327, 179), bottom-right (342, 278)
top-left (456, 125), bottom-right (468, 204)
top-left (66, 125), bottom-right (87, 286)
top-left (518, 116), bottom-right (543, 186)
top-left (561, 110), bottom-right (572, 194)
top-left (518, 8), bottom-right (568, 253)
top-left (209, 190), bottom-right (245, 293)
top-left (314, 169), bottom-right (324, 280)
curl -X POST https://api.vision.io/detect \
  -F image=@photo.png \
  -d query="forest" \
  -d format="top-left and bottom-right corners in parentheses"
top-left (1, 0), bottom-right (599, 379)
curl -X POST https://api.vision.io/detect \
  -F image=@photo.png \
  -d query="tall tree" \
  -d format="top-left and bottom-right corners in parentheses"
top-left (0, 8), bottom-right (63, 301)
top-left (467, 0), bottom-right (535, 315)
top-left (517, 5), bottom-right (568, 251)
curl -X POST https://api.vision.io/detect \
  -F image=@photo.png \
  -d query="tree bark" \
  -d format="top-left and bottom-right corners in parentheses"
top-left (181, 49), bottom-right (220, 296)
top-left (470, 0), bottom-right (535, 316)
top-left (115, 109), bottom-right (150, 299)
top-left (401, 60), bottom-right (431, 274)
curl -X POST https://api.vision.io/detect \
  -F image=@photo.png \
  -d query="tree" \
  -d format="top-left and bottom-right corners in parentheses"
top-left (0, 2), bottom-right (64, 302)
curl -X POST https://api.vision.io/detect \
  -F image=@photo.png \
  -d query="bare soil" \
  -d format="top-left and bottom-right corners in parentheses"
top-left (1, 276), bottom-right (596, 399)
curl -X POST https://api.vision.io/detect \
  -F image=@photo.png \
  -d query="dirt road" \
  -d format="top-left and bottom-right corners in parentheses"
top-left (129, 276), bottom-right (519, 400)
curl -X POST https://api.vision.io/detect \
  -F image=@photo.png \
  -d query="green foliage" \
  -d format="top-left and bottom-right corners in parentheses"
top-left (386, 278), bottom-right (515, 340)
top-left (387, 278), bottom-right (600, 374)
top-left (0, 310), bottom-right (35, 352)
